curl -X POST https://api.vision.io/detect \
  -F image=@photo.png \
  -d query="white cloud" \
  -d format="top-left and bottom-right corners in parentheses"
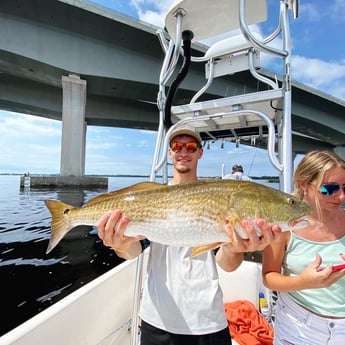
top-left (130, 0), bottom-right (172, 27)
top-left (299, 3), bottom-right (322, 22)
top-left (0, 112), bottom-right (62, 173)
top-left (327, 0), bottom-right (345, 22)
top-left (291, 55), bottom-right (345, 98)
top-left (86, 141), bottom-right (118, 150)
top-left (300, 1), bottom-right (345, 23)
top-left (138, 10), bottom-right (165, 27)
top-left (29, 144), bottom-right (60, 154)
top-left (0, 112), bottom-right (60, 138)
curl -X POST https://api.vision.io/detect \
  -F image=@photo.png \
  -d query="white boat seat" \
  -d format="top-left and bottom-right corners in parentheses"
top-left (217, 261), bottom-right (271, 345)
top-left (203, 32), bottom-right (263, 78)
top-left (204, 32), bottom-right (263, 59)
top-left (217, 260), bottom-right (267, 308)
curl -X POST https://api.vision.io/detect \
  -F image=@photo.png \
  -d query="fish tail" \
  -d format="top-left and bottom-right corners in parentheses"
top-left (45, 199), bottom-right (75, 254)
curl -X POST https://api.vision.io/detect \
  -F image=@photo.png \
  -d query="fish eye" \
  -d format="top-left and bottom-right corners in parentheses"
top-left (287, 198), bottom-right (295, 205)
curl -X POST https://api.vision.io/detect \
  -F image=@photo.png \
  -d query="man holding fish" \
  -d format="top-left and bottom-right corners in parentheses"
top-left (96, 125), bottom-right (289, 345)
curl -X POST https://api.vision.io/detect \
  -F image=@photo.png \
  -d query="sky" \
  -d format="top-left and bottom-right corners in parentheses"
top-left (1, 0), bottom-right (345, 178)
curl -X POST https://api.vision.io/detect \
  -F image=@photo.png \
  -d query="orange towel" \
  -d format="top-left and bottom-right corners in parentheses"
top-left (224, 300), bottom-right (273, 345)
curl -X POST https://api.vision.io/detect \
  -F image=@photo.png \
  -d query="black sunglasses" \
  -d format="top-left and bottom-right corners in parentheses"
top-left (319, 183), bottom-right (345, 196)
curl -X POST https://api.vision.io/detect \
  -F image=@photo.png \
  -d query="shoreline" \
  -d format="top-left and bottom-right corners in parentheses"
top-left (0, 173), bottom-right (279, 181)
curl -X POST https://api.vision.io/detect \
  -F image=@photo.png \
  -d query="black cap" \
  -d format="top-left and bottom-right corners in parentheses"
top-left (232, 164), bottom-right (243, 172)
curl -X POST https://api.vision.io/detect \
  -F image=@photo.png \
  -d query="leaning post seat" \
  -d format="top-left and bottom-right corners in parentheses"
top-left (204, 32), bottom-right (264, 59)
top-left (203, 32), bottom-right (263, 78)
top-left (154, 0), bottom-right (298, 193)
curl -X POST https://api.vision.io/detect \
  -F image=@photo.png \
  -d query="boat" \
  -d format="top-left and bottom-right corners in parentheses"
top-left (0, 250), bottom-right (270, 345)
top-left (0, 0), bottom-right (299, 344)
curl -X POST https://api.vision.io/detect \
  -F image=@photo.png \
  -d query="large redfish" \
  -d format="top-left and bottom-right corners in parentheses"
top-left (45, 179), bottom-right (311, 256)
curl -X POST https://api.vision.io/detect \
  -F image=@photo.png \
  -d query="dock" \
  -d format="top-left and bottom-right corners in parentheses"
top-left (20, 175), bottom-right (108, 188)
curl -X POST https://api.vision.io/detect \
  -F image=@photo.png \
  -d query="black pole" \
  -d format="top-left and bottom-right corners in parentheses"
top-left (164, 30), bottom-right (194, 129)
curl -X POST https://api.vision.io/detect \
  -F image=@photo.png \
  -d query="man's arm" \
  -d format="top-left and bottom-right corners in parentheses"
top-left (216, 245), bottom-right (244, 272)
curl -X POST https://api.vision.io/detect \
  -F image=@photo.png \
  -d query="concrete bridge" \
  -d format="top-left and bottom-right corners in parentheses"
top-left (1, 0), bottom-right (345, 180)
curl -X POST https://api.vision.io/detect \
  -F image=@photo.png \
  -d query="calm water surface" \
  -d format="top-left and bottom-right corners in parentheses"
top-left (0, 175), bottom-right (148, 336)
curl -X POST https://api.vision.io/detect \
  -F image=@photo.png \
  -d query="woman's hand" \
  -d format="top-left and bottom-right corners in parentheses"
top-left (299, 254), bottom-right (345, 289)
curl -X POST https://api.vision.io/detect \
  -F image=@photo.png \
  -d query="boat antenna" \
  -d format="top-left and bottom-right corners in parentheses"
top-left (248, 146), bottom-right (258, 176)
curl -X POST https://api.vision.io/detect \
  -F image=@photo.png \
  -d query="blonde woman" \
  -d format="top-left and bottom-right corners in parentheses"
top-left (263, 150), bottom-right (345, 345)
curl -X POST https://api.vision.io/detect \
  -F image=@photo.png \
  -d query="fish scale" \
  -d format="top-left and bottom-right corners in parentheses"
top-left (45, 179), bottom-right (311, 255)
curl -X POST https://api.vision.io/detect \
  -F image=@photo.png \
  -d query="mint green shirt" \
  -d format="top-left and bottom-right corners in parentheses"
top-left (283, 232), bottom-right (345, 317)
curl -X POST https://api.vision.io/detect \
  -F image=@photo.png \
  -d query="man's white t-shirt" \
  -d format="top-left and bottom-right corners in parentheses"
top-left (139, 243), bottom-right (227, 334)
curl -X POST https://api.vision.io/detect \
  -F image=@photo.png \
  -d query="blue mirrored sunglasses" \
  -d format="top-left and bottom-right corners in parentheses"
top-left (319, 183), bottom-right (345, 196)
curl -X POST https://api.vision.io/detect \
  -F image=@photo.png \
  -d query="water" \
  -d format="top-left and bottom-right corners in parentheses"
top-left (0, 175), bottom-right (148, 336)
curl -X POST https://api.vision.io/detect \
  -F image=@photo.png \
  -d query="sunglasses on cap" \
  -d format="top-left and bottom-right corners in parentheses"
top-left (319, 183), bottom-right (345, 196)
top-left (170, 142), bottom-right (200, 153)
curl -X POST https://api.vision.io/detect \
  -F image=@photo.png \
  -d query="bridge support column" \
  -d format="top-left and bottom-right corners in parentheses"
top-left (60, 74), bottom-right (87, 176)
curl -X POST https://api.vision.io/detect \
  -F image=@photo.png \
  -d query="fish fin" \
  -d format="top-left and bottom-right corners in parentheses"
top-left (45, 200), bottom-right (76, 254)
top-left (226, 216), bottom-right (243, 242)
top-left (128, 181), bottom-right (166, 191)
top-left (191, 243), bottom-right (223, 258)
top-left (85, 182), bottom-right (165, 206)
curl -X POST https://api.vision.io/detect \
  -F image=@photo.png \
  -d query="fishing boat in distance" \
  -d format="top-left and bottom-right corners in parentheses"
top-left (0, 0), bottom-right (300, 344)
